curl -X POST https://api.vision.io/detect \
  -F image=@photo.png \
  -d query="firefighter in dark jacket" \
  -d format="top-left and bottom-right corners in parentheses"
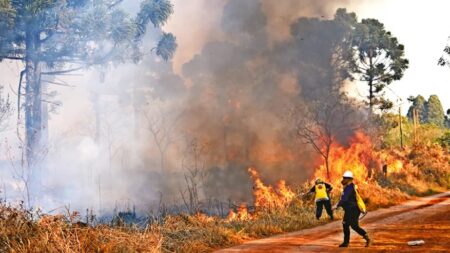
top-left (335, 171), bottom-right (371, 247)
top-left (307, 178), bottom-right (334, 220)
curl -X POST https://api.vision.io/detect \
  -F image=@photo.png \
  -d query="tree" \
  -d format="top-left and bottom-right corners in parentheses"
top-left (290, 93), bottom-right (362, 179)
top-left (179, 137), bottom-right (207, 214)
top-left (407, 95), bottom-right (427, 123)
top-left (438, 38), bottom-right (450, 67)
top-left (446, 108), bottom-right (450, 128)
top-left (348, 16), bottom-right (409, 112)
top-left (285, 8), bottom-right (357, 100)
top-left (144, 100), bottom-right (182, 174)
top-left (0, 87), bottom-right (13, 131)
top-left (0, 0), bottom-right (176, 166)
top-left (426, 95), bottom-right (445, 127)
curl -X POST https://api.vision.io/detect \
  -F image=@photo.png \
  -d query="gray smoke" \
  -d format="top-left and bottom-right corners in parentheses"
top-left (178, 0), bottom-right (357, 202)
top-left (0, 0), bottom-right (361, 214)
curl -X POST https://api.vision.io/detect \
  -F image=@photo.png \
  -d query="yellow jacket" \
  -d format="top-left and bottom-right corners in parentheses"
top-left (311, 183), bottom-right (331, 202)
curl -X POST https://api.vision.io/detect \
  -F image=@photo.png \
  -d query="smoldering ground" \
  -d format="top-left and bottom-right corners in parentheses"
top-left (0, 0), bottom-right (365, 215)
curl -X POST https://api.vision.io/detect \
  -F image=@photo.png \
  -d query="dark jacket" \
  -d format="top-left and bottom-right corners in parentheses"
top-left (337, 183), bottom-right (358, 210)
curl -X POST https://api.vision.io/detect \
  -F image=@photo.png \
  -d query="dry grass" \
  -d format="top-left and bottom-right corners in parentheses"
top-left (0, 144), bottom-right (448, 253)
top-left (376, 144), bottom-right (450, 196)
top-left (0, 200), bottom-right (326, 253)
top-left (0, 206), bottom-right (162, 252)
top-left (158, 199), bottom-right (336, 253)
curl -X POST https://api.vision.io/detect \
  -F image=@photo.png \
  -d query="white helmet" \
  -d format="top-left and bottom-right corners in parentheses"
top-left (343, 171), bottom-right (354, 179)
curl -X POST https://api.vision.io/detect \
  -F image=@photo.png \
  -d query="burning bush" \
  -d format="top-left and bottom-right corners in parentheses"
top-left (227, 168), bottom-right (297, 222)
top-left (314, 131), bottom-right (408, 184)
top-left (249, 168), bottom-right (296, 210)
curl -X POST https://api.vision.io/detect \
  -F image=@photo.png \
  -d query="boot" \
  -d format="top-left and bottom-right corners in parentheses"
top-left (338, 242), bottom-right (349, 247)
top-left (363, 234), bottom-right (371, 247)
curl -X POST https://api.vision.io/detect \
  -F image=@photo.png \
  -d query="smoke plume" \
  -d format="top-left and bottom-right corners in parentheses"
top-left (0, 0), bottom-right (362, 214)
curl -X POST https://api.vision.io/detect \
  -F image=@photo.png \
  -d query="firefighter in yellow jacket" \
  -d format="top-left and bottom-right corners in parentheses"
top-left (307, 178), bottom-right (334, 220)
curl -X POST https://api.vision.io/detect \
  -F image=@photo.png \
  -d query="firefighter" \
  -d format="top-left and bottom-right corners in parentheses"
top-left (307, 178), bottom-right (334, 220)
top-left (334, 171), bottom-right (371, 248)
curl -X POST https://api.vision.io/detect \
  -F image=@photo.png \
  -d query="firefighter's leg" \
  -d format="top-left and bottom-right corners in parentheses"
top-left (339, 220), bottom-right (350, 247)
top-left (348, 209), bottom-right (366, 236)
top-left (316, 201), bottom-right (324, 220)
top-left (350, 221), bottom-right (371, 247)
top-left (339, 211), bottom-right (351, 247)
top-left (348, 208), bottom-right (370, 246)
top-left (350, 221), bottom-right (367, 236)
top-left (324, 199), bottom-right (333, 220)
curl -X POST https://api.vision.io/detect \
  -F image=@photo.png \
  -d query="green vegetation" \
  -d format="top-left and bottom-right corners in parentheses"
top-left (379, 112), bottom-right (449, 149)
top-left (408, 95), bottom-right (446, 127)
top-left (407, 95), bottom-right (427, 123)
top-left (340, 8), bottom-right (409, 112)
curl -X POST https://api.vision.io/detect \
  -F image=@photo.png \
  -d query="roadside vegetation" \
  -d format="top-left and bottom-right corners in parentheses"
top-left (1, 134), bottom-right (448, 252)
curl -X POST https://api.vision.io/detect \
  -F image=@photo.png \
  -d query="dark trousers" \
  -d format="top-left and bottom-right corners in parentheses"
top-left (343, 207), bottom-right (367, 243)
top-left (316, 199), bottom-right (333, 220)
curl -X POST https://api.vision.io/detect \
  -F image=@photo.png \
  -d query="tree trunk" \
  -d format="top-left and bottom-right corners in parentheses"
top-left (25, 31), bottom-right (46, 168)
top-left (325, 151), bottom-right (331, 180)
top-left (368, 50), bottom-right (374, 114)
top-left (159, 147), bottom-right (165, 174)
top-left (369, 78), bottom-right (373, 113)
top-left (399, 107), bottom-right (404, 149)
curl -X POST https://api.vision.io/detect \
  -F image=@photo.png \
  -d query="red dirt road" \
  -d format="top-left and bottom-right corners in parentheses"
top-left (216, 191), bottom-right (450, 253)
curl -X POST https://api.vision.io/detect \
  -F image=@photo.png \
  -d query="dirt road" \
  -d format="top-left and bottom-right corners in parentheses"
top-left (216, 191), bottom-right (450, 253)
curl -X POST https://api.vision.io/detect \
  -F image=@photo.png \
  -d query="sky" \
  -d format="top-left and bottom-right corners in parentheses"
top-left (353, 0), bottom-right (450, 111)
top-left (164, 0), bottom-right (450, 112)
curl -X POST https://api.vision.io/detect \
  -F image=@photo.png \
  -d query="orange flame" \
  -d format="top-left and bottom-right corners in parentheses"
top-left (249, 168), bottom-right (295, 209)
top-left (226, 204), bottom-right (251, 221)
top-left (314, 131), bottom-right (403, 184)
top-left (227, 131), bottom-right (404, 222)
top-left (227, 167), bottom-right (295, 222)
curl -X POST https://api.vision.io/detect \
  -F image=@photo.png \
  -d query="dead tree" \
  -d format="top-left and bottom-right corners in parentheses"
top-left (144, 101), bottom-right (182, 174)
top-left (179, 137), bottom-right (208, 214)
top-left (290, 93), bottom-right (361, 179)
top-left (102, 115), bottom-right (123, 172)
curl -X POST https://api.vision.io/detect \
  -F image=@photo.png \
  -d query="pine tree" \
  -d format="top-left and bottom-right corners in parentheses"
top-left (407, 95), bottom-right (427, 123)
top-left (426, 95), bottom-right (445, 127)
top-left (446, 108), bottom-right (450, 128)
top-left (346, 13), bottom-right (409, 112)
top-left (0, 0), bottom-right (176, 165)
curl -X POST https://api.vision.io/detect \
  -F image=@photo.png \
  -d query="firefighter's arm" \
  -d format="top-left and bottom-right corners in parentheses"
top-left (333, 199), bottom-right (343, 210)
top-left (299, 186), bottom-right (315, 197)
top-left (325, 183), bottom-right (333, 192)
